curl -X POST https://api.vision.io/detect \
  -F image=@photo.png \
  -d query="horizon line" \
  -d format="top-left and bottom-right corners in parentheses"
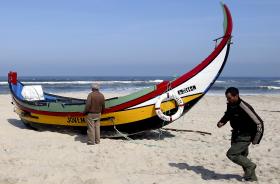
top-left (0, 75), bottom-right (280, 78)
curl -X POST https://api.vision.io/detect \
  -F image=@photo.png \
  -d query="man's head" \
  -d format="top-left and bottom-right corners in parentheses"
top-left (91, 83), bottom-right (100, 91)
top-left (225, 87), bottom-right (239, 104)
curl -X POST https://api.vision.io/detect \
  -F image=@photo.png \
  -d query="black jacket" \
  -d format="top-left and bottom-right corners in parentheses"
top-left (220, 98), bottom-right (264, 144)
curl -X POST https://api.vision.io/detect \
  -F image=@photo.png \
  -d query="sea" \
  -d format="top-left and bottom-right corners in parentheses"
top-left (0, 76), bottom-right (280, 95)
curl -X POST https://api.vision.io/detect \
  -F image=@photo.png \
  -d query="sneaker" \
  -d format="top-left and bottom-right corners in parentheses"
top-left (244, 164), bottom-right (258, 181)
top-left (244, 176), bottom-right (258, 182)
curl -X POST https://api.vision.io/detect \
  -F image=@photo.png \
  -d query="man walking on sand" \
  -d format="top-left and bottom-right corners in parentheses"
top-left (84, 83), bottom-right (105, 145)
top-left (217, 87), bottom-right (264, 181)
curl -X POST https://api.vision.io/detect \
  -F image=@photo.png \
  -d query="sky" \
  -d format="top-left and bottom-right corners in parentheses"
top-left (0, 0), bottom-right (279, 77)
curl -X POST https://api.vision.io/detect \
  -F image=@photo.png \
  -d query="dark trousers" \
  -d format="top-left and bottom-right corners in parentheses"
top-left (226, 133), bottom-right (255, 169)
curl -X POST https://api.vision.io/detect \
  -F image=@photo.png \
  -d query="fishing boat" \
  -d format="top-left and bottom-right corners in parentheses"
top-left (8, 3), bottom-right (232, 136)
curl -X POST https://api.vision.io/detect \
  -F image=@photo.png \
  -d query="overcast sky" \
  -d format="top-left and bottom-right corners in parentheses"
top-left (0, 0), bottom-right (279, 77)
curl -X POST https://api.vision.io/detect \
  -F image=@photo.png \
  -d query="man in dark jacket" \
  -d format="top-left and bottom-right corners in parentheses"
top-left (217, 87), bottom-right (264, 181)
top-left (84, 83), bottom-right (105, 145)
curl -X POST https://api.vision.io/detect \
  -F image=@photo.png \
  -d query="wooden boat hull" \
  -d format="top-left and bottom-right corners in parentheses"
top-left (9, 3), bottom-right (233, 136)
top-left (15, 95), bottom-right (203, 136)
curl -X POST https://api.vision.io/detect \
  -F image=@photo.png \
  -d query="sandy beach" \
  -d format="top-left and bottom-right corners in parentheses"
top-left (0, 93), bottom-right (279, 184)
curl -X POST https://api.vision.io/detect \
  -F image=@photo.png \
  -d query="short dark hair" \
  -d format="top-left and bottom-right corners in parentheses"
top-left (225, 87), bottom-right (239, 96)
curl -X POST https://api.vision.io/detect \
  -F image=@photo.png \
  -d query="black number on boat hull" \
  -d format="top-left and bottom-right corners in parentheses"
top-left (178, 85), bottom-right (196, 95)
top-left (67, 117), bottom-right (86, 124)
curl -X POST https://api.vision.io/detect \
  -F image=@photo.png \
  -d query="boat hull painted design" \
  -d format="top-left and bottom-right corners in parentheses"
top-left (9, 4), bottom-right (233, 136)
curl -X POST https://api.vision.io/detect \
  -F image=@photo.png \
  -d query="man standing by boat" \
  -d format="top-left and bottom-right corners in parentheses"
top-left (84, 83), bottom-right (105, 145)
top-left (217, 87), bottom-right (264, 181)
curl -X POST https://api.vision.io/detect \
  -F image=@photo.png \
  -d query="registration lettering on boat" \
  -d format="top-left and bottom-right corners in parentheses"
top-left (178, 85), bottom-right (196, 95)
top-left (67, 117), bottom-right (86, 124)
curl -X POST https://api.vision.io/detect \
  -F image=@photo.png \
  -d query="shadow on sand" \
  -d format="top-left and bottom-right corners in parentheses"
top-left (7, 118), bottom-right (88, 143)
top-left (169, 162), bottom-right (242, 181)
top-left (7, 118), bottom-right (35, 130)
top-left (7, 118), bottom-right (175, 143)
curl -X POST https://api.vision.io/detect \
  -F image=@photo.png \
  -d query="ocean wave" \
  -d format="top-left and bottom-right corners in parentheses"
top-left (259, 86), bottom-right (280, 90)
top-left (211, 86), bottom-right (280, 91)
top-left (23, 81), bottom-right (93, 85)
top-left (274, 80), bottom-right (280, 83)
top-left (215, 80), bottom-right (226, 83)
top-left (148, 79), bottom-right (164, 83)
top-left (0, 80), bottom-right (163, 85)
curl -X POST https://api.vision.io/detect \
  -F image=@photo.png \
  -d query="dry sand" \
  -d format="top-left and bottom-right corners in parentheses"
top-left (0, 92), bottom-right (279, 184)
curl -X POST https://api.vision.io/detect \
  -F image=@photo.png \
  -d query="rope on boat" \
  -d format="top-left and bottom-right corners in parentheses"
top-left (111, 120), bottom-right (134, 142)
top-left (162, 128), bottom-right (212, 135)
top-left (158, 81), bottom-right (172, 139)
top-left (109, 81), bottom-right (174, 142)
top-left (110, 118), bottom-right (164, 148)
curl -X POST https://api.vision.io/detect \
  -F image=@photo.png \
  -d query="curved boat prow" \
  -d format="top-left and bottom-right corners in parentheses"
top-left (170, 3), bottom-right (232, 90)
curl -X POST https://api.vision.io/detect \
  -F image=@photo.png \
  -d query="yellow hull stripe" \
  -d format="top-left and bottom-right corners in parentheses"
top-left (17, 94), bottom-right (202, 126)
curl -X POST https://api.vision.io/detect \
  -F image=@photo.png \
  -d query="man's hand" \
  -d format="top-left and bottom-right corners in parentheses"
top-left (217, 122), bottom-right (224, 128)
